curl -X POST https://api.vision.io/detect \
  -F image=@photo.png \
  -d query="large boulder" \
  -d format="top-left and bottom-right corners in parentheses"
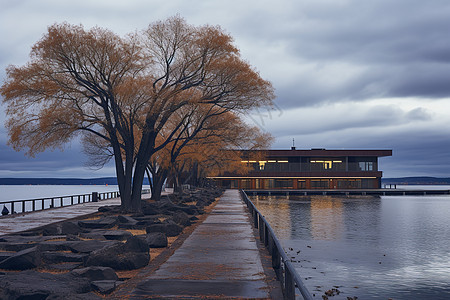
top-left (145, 232), bottom-right (168, 248)
top-left (0, 270), bottom-right (99, 299)
top-left (0, 246), bottom-right (41, 270)
top-left (85, 236), bottom-right (150, 270)
top-left (172, 211), bottom-right (191, 227)
top-left (91, 280), bottom-right (118, 294)
top-left (146, 221), bottom-right (183, 237)
top-left (117, 215), bottom-right (139, 229)
top-left (71, 266), bottom-right (118, 281)
top-left (42, 251), bottom-right (88, 264)
top-left (141, 202), bottom-right (160, 215)
top-left (69, 240), bottom-right (120, 253)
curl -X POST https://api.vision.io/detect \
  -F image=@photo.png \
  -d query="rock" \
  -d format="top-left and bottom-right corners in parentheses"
top-left (78, 216), bottom-right (117, 229)
top-left (0, 252), bottom-right (14, 262)
top-left (80, 229), bottom-right (132, 241)
top-left (38, 240), bottom-right (78, 251)
top-left (42, 224), bottom-right (62, 236)
top-left (141, 202), bottom-right (160, 215)
top-left (91, 280), bottom-right (117, 294)
top-left (172, 211), bottom-right (191, 226)
top-left (97, 205), bottom-right (121, 213)
top-left (46, 262), bottom-right (83, 272)
top-left (42, 251), bottom-right (88, 264)
top-left (85, 236), bottom-right (150, 270)
top-left (124, 235), bottom-right (150, 253)
top-left (146, 221), bottom-right (183, 237)
top-left (0, 270), bottom-right (99, 299)
top-left (71, 266), bottom-right (118, 281)
top-left (0, 246), bottom-right (41, 270)
top-left (62, 221), bottom-right (85, 235)
top-left (69, 240), bottom-right (120, 253)
top-left (118, 215), bottom-right (138, 224)
top-left (117, 214), bottom-right (141, 229)
top-left (0, 242), bottom-right (36, 252)
top-left (145, 232), bottom-right (168, 248)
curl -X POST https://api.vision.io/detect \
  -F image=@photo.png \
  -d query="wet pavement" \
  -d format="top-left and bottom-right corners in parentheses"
top-left (126, 189), bottom-right (273, 299)
top-left (0, 197), bottom-right (122, 235)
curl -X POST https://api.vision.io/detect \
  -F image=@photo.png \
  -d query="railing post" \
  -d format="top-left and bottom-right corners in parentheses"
top-left (92, 192), bottom-right (98, 202)
top-left (51, 198), bottom-right (54, 208)
top-left (11, 202), bottom-right (14, 214)
top-left (259, 215), bottom-right (266, 244)
top-left (285, 263), bottom-right (295, 300)
top-left (22, 201), bottom-right (25, 213)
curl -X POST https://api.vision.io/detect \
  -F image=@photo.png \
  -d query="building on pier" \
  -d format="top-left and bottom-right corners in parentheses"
top-left (210, 148), bottom-right (392, 190)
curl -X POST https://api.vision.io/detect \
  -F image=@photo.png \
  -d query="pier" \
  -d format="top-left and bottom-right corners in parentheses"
top-left (245, 188), bottom-right (450, 197)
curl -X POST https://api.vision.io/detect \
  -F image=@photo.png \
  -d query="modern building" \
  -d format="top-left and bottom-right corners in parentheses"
top-left (210, 148), bottom-right (392, 190)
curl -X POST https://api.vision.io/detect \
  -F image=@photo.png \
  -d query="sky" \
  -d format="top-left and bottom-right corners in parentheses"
top-left (1, 0), bottom-right (450, 178)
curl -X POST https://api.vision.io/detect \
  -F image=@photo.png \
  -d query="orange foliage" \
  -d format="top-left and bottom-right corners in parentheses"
top-left (0, 16), bottom-right (274, 211)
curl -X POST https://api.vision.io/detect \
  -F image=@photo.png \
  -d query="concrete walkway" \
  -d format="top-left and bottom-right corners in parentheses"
top-left (0, 190), bottom-right (168, 236)
top-left (0, 197), bottom-right (122, 235)
top-left (126, 189), bottom-right (272, 299)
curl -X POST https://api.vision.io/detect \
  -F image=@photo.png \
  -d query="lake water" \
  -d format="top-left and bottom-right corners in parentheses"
top-left (250, 187), bottom-right (450, 299)
top-left (0, 185), bottom-right (121, 203)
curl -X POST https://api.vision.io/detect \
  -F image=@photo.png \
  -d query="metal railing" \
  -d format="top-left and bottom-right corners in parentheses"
top-left (0, 191), bottom-right (119, 216)
top-left (240, 190), bottom-right (313, 300)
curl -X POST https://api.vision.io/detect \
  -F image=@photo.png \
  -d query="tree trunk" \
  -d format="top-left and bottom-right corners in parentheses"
top-left (151, 168), bottom-right (168, 201)
top-left (112, 143), bottom-right (132, 211)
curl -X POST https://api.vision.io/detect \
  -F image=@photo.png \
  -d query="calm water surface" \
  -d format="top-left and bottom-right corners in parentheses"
top-left (250, 191), bottom-right (450, 299)
top-left (0, 185), bottom-right (121, 203)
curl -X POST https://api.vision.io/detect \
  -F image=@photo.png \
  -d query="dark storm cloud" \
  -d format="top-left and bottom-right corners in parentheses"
top-left (249, 0), bottom-right (450, 108)
top-left (1, 0), bottom-right (450, 178)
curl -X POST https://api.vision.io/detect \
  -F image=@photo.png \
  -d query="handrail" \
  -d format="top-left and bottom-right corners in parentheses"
top-left (0, 191), bottom-right (120, 216)
top-left (240, 190), bottom-right (313, 300)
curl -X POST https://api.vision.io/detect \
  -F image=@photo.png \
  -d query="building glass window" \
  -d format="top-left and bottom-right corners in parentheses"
top-left (359, 162), bottom-right (373, 171)
top-left (274, 179), bottom-right (293, 189)
top-left (311, 179), bottom-right (329, 189)
top-left (240, 179), bottom-right (252, 189)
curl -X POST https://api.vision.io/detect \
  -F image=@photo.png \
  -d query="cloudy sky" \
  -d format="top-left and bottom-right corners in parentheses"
top-left (1, 0), bottom-right (450, 178)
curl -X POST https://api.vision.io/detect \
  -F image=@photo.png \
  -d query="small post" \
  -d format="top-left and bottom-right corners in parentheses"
top-left (285, 264), bottom-right (295, 300)
top-left (92, 192), bottom-right (98, 202)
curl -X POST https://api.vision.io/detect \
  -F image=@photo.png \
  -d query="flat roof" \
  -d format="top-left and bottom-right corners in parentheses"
top-left (241, 149), bottom-right (392, 157)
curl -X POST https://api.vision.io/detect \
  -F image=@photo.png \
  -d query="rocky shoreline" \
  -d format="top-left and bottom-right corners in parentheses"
top-left (0, 187), bottom-right (223, 299)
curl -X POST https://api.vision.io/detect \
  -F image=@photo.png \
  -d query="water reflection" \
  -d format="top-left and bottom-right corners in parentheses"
top-left (251, 194), bottom-right (450, 300)
top-left (310, 196), bottom-right (344, 240)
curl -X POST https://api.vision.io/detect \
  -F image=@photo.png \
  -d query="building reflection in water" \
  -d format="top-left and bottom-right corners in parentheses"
top-left (309, 196), bottom-right (344, 240)
top-left (252, 195), bottom-right (293, 240)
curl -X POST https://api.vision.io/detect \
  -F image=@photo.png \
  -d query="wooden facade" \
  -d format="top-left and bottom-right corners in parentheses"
top-left (210, 148), bottom-right (392, 190)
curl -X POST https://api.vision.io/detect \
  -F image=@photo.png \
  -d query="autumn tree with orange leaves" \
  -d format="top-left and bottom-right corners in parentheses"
top-left (147, 107), bottom-right (273, 199)
top-left (0, 16), bottom-right (274, 212)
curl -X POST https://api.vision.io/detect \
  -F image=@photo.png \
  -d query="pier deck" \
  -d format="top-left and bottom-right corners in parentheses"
top-left (115, 189), bottom-right (280, 299)
top-left (245, 188), bottom-right (450, 196)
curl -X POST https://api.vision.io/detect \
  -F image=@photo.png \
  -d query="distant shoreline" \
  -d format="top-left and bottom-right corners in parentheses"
top-left (0, 177), bottom-right (150, 185)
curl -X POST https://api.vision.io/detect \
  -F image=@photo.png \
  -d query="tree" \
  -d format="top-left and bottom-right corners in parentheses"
top-left (148, 110), bottom-right (273, 197)
top-left (0, 17), bottom-right (274, 212)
